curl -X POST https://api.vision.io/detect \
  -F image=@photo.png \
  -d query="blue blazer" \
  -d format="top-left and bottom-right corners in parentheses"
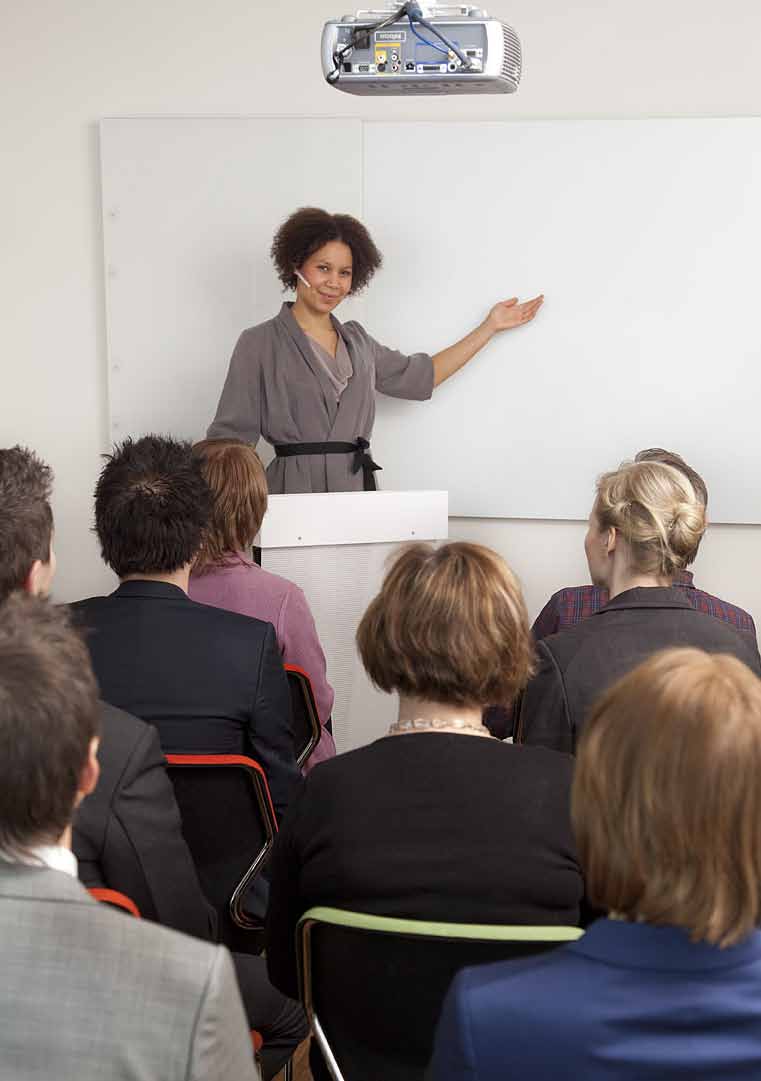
top-left (430, 919), bottom-right (761, 1080)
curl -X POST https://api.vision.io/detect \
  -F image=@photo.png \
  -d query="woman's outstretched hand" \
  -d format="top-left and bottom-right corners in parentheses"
top-left (431, 294), bottom-right (545, 387)
top-left (486, 295), bottom-right (544, 334)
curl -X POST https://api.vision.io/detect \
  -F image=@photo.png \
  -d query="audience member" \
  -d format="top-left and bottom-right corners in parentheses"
top-left (266, 542), bottom-right (583, 1006)
top-left (70, 434), bottom-right (300, 819)
top-left (433, 648), bottom-right (761, 1080)
top-left (0, 444), bottom-right (307, 1079)
top-left (485, 446), bottom-right (756, 739)
top-left (517, 460), bottom-right (761, 752)
top-left (533, 447), bottom-right (756, 640)
top-left (189, 438), bottom-right (335, 770)
top-left (0, 594), bottom-right (258, 1081)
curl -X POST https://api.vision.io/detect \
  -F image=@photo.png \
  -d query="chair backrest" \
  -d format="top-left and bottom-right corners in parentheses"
top-left (88, 887), bottom-right (141, 917)
top-left (165, 754), bottom-right (277, 946)
top-left (285, 665), bottom-right (321, 768)
top-left (298, 907), bottom-right (583, 1081)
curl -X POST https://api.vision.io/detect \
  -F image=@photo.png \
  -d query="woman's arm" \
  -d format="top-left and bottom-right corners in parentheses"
top-left (207, 329), bottom-right (262, 442)
top-left (431, 296), bottom-right (544, 388)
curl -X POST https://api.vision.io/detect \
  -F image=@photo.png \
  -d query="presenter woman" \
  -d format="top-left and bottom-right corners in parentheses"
top-left (207, 207), bottom-right (543, 494)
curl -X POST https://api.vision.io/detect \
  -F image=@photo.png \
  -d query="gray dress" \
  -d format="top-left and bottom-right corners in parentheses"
top-left (207, 303), bottom-right (434, 493)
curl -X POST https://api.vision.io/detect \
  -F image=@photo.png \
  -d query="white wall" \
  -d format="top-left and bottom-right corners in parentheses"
top-left (2, 0), bottom-right (761, 623)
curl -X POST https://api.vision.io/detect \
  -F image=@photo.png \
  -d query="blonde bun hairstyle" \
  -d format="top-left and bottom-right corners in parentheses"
top-left (595, 461), bottom-right (706, 578)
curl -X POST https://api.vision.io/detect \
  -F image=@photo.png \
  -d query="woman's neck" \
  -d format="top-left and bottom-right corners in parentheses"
top-left (291, 298), bottom-right (334, 337)
top-left (607, 566), bottom-right (672, 600)
top-left (396, 696), bottom-right (483, 728)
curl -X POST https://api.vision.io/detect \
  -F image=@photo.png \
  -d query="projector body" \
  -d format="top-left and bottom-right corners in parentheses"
top-left (322, 5), bottom-right (521, 95)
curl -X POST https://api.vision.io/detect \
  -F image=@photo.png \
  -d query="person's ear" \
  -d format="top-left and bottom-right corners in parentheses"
top-left (604, 527), bottom-right (618, 556)
top-left (23, 540), bottom-right (56, 598)
top-left (23, 559), bottom-right (47, 597)
top-left (75, 738), bottom-right (100, 806)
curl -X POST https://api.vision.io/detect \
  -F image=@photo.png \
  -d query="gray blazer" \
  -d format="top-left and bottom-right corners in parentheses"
top-left (0, 863), bottom-right (259, 1081)
top-left (208, 302), bottom-right (434, 493)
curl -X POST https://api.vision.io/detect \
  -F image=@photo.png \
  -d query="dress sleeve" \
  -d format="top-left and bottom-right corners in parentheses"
top-left (207, 329), bottom-right (262, 443)
top-left (348, 322), bottom-right (434, 401)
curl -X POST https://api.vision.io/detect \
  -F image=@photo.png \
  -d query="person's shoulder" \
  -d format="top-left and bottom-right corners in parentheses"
top-left (690, 585), bottom-right (757, 632)
top-left (536, 619), bottom-right (593, 664)
top-left (230, 315), bottom-right (284, 366)
top-left (89, 897), bottom-right (227, 988)
top-left (455, 944), bottom-right (575, 1010)
top-left (99, 699), bottom-right (149, 739)
top-left (95, 701), bottom-right (153, 771)
top-left (687, 607), bottom-right (761, 661)
top-left (299, 739), bottom-right (385, 793)
top-left (68, 595), bottom-right (108, 613)
top-left (242, 563), bottom-right (299, 609)
top-left (458, 738), bottom-right (575, 796)
top-left (508, 741), bottom-right (575, 778)
top-left (237, 314), bottom-right (280, 341)
top-left (186, 594), bottom-right (275, 639)
top-left (339, 319), bottom-right (372, 348)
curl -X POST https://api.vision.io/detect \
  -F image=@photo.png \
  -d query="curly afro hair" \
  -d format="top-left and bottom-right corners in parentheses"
top-left (271, 207), bottom-right (382, 295)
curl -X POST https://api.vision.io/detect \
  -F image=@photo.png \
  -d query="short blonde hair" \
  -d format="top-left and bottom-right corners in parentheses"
top-left (191, 439), bottom-right (268, 574)
top-left (356, 542), bottom-right (534, 708)
top-left (573, 648), bottom-right (761, 947)
top-left (595, 460), bottom-right (705, 577)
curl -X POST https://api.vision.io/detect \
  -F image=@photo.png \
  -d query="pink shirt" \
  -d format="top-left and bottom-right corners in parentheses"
top-left (189, 555), bottom-right (336, 770)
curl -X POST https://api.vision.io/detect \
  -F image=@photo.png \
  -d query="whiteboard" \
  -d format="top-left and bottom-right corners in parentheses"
top-left (365, 120), bottom-right (761, 523)
top-left (100, 117), bottom-right (364, 442)
top-left (101, 117), bottom-right (761, 522)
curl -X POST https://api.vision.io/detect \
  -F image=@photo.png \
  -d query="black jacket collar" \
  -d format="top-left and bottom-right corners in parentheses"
top-left (595, 586), bottom-right (694, 615)
top-left (113, 580), bottom-right (189, 601)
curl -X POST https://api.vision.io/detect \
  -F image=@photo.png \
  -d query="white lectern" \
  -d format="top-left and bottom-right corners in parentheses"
top-left (258, 491), bottom-right (448, 754)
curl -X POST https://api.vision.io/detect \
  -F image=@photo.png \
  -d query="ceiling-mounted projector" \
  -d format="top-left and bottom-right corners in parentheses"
top-left (322, 2), bottom-right (521, 96)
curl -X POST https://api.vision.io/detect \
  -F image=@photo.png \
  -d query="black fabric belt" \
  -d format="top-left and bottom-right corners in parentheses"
top-left (274, 438), bottom-right (381, 492)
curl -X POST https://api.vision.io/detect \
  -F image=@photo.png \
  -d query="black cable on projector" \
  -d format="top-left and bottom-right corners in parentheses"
top-left (327, 3), bottom-right (412, 84)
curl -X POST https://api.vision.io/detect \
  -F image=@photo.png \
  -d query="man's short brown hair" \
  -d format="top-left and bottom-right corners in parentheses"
top-left (357, 542), bottom-right (535, 708)
top-left (0, 594), bottom-right (99, 855)
top-left (0, 446), bottom-right (53, 603)
top-left (191, 439), bottom-right (268, 574)
top-left (573, 647), bottom-right (761, 947)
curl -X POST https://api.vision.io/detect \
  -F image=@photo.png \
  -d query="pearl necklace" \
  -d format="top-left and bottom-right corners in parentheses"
top-left (388, 717), bottom-right (494, 739)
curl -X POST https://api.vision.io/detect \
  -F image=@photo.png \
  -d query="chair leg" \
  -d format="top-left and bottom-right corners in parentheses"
top-left (283, 1060), bottom-right (293, 1081)
top-left (312, 1015), bottom-right (346, 1081)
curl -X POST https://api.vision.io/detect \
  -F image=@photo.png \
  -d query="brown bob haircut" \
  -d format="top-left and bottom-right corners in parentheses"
top-left (357, 542), bottom-right (535, 708)
top-left (0, 594), bottom-right (99, 855)
top-left (191, 439), bottom-right (268, 574)
top-left (270, 207), bottom-right (382, 294)
top-left (573, 647), bottom-right (761, 947)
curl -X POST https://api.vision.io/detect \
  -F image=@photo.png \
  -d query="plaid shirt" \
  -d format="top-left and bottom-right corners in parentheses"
top-left (532, 570), bottom-right (757, 643)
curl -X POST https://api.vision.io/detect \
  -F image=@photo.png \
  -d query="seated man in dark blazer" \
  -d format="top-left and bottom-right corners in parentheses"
top-left (70, 434), bottom-right (300, 821)
top-left (0, 444), bottom-right (306, 1079)
top-left (72, 701), bottom-right (307, 1080)
top-left (0, 593), bottom-right (259, 1081)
